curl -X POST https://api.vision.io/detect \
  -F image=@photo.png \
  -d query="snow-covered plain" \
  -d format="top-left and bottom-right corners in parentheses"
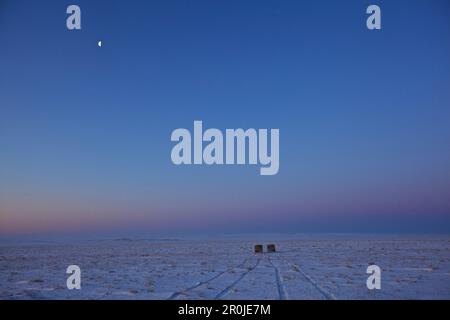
top-left (1, 236), bottom-right (449, 299)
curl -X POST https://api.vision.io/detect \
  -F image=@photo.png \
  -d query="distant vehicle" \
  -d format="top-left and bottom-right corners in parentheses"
top-left (254, 244), bottom-right (263, 253)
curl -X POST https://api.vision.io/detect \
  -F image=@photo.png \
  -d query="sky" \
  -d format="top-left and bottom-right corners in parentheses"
top-left (1, 0), bottom-right (450, 239)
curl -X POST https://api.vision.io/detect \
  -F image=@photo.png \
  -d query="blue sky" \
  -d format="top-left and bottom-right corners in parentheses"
top-left (1, 0), bottom-right (450, 238)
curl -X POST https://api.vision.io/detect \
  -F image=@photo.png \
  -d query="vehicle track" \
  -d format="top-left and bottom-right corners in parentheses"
top-left (280, 256), bottom-right (336, 300)
top-left (268, 255), bottom-right (289, 300)
top-left (168, 253), bottom-right (335, 300)
top-left (168, 257), bottom-right (250, 300)
top-left (214, 257), bottom-right (261, 300)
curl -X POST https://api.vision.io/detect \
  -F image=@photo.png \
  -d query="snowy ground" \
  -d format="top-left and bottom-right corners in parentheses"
top-left (1, 236), bottom-right (449, 299)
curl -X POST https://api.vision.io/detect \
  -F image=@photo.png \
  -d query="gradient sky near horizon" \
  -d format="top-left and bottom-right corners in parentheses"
top-left (1, 0), bottom-right (450, 239)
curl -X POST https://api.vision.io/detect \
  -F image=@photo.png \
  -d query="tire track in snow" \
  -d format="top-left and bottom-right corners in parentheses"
top-left (214, 257), bottom-right (261, 300)
top-left (168, 258), bottom-right (249, 300)
top-left (280, 256), bottom-right (336, 300)
top-left (268, 255), bottom-right (289, 300)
